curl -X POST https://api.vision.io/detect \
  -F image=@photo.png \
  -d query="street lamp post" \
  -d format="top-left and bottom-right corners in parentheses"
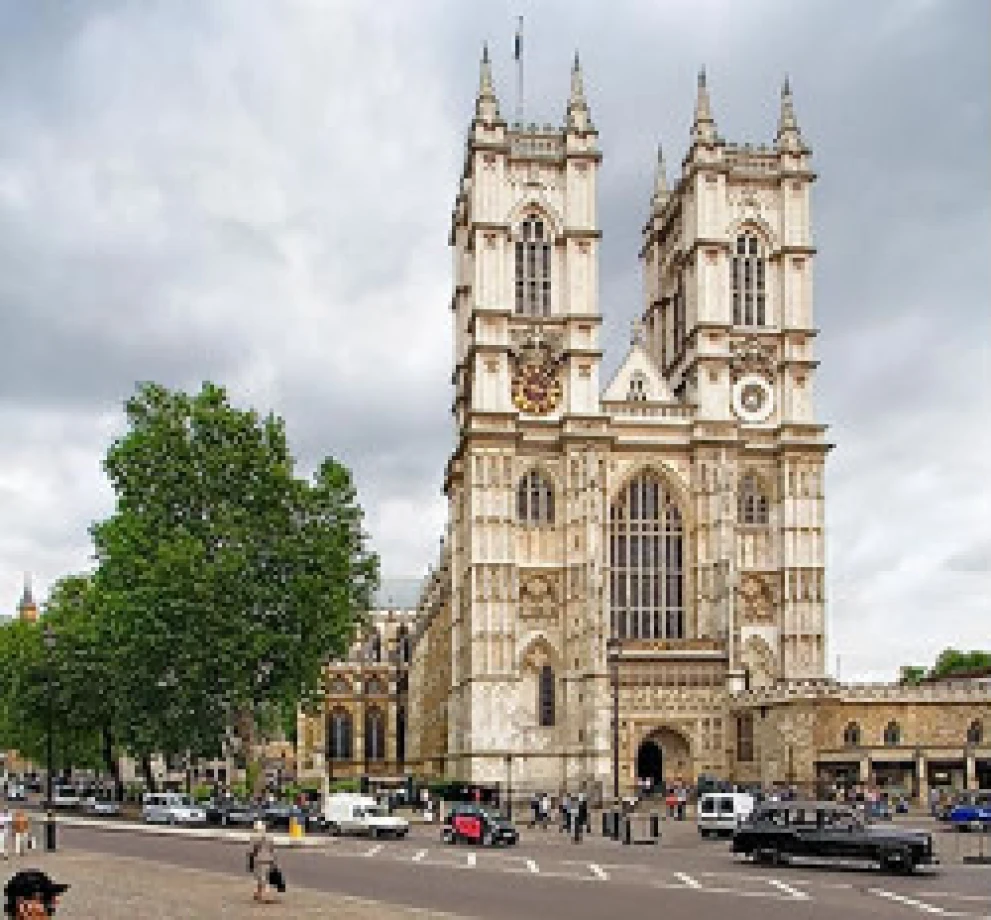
top-left (43, 624), bottom-right (57, 852)
top-left (607, 638), bottom-right (621, 806)
top-left (504, 753), bottom-right (513, 821)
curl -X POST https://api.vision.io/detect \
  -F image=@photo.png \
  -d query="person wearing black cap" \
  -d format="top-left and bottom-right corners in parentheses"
top-left (3, 869), bottom-right (69, 918)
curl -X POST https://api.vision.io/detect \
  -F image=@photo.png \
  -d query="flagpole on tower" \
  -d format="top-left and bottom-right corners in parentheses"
top-left (514, 15), bottom-right (524, 125)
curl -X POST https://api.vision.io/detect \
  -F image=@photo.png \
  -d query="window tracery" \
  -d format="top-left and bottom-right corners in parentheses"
top-left (883, 721), bottom-right (901, 746)
top-left (731, 233), bottom-right (767, 327)
top-left (843, 721), bottom-right (861, 747)
top-left (515, 216), bottom-right (552, 316)
top-left (538, 664), bottom-right (555, 727)
top-left (738, 472), bottom-right (770, 526)
top-left (517, 469), bottom-right (555, 525)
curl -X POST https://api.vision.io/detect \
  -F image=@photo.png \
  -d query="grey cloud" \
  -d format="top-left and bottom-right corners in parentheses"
top-left (0, 0), bottom-right (987, 680)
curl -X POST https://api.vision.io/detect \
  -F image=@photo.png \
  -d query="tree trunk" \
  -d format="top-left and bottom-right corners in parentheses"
top-left (102, 724), bottom-right (123, 801)
top-left (140, 754), bottom-right (157, 793)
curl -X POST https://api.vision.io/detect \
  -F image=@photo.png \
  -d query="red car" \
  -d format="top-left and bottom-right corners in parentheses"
top-left (441, 805), bottom-right (519, 846)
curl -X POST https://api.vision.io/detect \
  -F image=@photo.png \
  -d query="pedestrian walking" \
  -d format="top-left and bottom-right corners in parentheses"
top-left (540, 793), bottom-right (550, 830)
top-left (530, 794), bottom-right (539, 828)
top-left (0, 806), bottom-right (10, 861)
top-left (560, 794), bottom-right (571, 833)
top-left (247, 820), bottom-right (278, 904)
top-left (11, 811), bottom-right (29, 857)
top-left (3, 869), bottom-right (69, 918)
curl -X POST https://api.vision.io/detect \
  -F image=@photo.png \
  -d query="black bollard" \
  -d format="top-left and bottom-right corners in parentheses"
top-left (45, 811), bottom-right (57, 852)
top-left (573, 817), bottom-right (582, 843)
top-left (650, 812), bottom-right (660, 839)
top-left (612, 811), bottom-right (620, 840)
top-left (601, 812), bottom-right (609, 837)
top-left (623, 816), bottom-right (632, 845)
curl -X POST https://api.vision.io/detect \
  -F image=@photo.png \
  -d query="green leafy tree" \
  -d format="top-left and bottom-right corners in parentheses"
top-left (930, 648), bottom-right (991, 679)
top-left (90, 381), bottom-right (377, 794)
top-left (899, 666), bottom-right (926, 686)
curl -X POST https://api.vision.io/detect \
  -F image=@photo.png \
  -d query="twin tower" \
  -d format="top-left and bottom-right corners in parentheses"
top-left (409, 47), bottom-right (829, 792)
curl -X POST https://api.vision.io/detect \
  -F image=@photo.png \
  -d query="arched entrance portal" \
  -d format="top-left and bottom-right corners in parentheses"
top-left (637, 727), bottom-right (692, 793)
top-left (636, 740), bottom-right (664, 792)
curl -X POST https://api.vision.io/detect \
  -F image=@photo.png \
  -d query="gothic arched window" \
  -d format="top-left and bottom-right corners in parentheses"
top-left (515, 216), bottom-right (552, 317)
top-left (397, 626), bottom-right (410, 665)
top-left (609, 473), bottom-right (685, 641)
top-left (738, 473), bottom-right (770, 526)
top-left (967, 720), bottom-right (983, 745)
top-left (517, 470), bottom-right (554, 525)
top-left (731, 233), bottom-right (767, 327)
top-left (627, 372), bottom-right (648, 402)
top-left (843, 722), bottom-right (861, 747)
top-left (538, 665), bottom-right (555, 727)
top-left (369, 631), bottom-right (382, 663)
top-left (328, 676), bottom-right (351, 696)
top-left (327, 709), bottom-right (352, 761)
top-left (883, 721), bottom-right (901, 746)
top-left (365, 677), bottom-right (386, 696)
top-left (365, 706), bottom-right (386, 762)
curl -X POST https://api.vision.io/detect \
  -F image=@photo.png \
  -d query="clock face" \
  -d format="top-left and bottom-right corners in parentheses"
top-left (512, 362), bottom-right (562, 415)
top-left (732, 374), bottom-right (774, 422)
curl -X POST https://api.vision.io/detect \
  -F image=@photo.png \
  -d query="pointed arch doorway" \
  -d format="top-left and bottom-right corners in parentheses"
top-left (636, 739), bottom-right (664, 793)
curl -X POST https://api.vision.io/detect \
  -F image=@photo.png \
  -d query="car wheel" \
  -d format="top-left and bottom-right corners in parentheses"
top-left (881, 848), bottom-right (915, 875)
top-left (699, 828), bottom-right (711, 839)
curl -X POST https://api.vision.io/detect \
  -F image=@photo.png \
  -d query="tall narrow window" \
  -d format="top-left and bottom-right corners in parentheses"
top-left (515, 217), bottom-right (552, 316)
top-left (396, 706), bottom-right (407, 767)
top-left (672, 276), bottom-right (686, 355)
top-left (365, 706), bottom-right (386, 762)
top-left (843, 722), bottom-right (861, 747)
top-left (738, 473), bottom-right (770, 526)
top-left (609, 474), bottom-right (685, 641)
top-left (883, 721), bottom-right (901, 746)
top-left (327, 709), bottom-right (352, 761)
top-left (967, 720), bottom-right (983, 745)
top-left (736, 714), bottom-right (754, 762)
top-left (732, 234), bottom-right (767, 326)
top-left (538, 665), bottom-right (555, 727)
top-left (517, 470), bottom-right (554, 524)
top-left (627, 372), bottom-right (648, 402)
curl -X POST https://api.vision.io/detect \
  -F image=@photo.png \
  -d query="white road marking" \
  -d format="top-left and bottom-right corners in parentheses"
top-left (466, 852), bottom-right (477, 867)
top-left (526, 858), bottom-right (539, 874)
top-left (412, 849), bottom-right (427, 862)
top-left (869, 889), bottom-right (951, 915)
top-left (363, 844), bottom-right (383, 858)
top-left (766, 879), bottom-right (809, 900)
top-left (674, 872), bottom-right (702, 889)
top-left (918, 892), bottom-right (991, 903)
top-left (588, 863), bottom-right (609, 881)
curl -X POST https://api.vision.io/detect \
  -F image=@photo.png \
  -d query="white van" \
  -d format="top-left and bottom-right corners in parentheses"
top-left (142, 792), bottom-right (207, 825)
top-left (323, 793), bottom-right (409, 839)
top-left (697, 791), bottom-right (755, 838)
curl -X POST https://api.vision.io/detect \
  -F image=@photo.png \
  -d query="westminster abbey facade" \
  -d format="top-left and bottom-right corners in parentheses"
top-left (396, 50), bottom-right (991, 800)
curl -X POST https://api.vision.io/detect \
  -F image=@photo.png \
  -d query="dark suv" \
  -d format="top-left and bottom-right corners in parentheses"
top-left (732, 801), bottom-right (937, 874)
top-left (442, 804), bottom-right (519, 846)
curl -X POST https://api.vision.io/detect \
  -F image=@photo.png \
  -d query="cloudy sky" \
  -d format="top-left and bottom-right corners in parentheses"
top-left (0, 0), bottom-right (987, 680)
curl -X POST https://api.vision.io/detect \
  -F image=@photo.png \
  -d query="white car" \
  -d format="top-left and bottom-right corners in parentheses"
top-left (142, 792), bottom-right (207, 825)
top-left (81, 796), bottom-right (122, 816)
top-left (51, 786), bottom-right (81, 809)
top-left (697, 791), bottom-right (756, 838)
top-left (323, 793), bottom-right (410, 838)
top-left (3, 783), bottom-right (26, 801)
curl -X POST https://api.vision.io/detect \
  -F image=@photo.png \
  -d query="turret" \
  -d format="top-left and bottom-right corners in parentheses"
top-left (17, 572), bottom-right (38, 623)
top-left (690, 67), bottom-right (717, 145)
top-left (565, 51), bottom-right (592, 132)
top-left (775, 76), bottom-right (804, 152)
top-left (651, 143), bottom-right (669, 211)
top-left (475, 43), bottom-right (500, 124)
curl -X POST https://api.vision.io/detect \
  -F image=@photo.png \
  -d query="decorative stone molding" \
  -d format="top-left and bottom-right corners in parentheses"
top-left (730, 336), bottom-right (776, 383)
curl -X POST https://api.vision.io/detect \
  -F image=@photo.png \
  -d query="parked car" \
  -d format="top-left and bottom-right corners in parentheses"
top-left (261, 801), bottom-right (321, 832)
top-left (205, 798), bottom-right (258, 827)
top-left (50, 786), bottom-right (81, 809)
top-left (323, 793), bottom-right (409, 838)
top-left (948, 792), bottom-right (991, 831)
top-left (698, 791), bottom-right (756, 838)
top-left (81, 795), bottom-right (122, 816)
top-left (142, 792), bottom-right (207, 825)
top-left (732, 800), bottom-right (937, 874)
top-left (442, 804), bottom-right (518, 847)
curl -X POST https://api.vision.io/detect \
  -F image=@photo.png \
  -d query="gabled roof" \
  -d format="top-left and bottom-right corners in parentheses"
top-left (601, 341), bottom-right (673, 403)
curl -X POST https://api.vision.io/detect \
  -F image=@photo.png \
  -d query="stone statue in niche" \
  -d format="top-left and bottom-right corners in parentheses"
top-left (520, 573), bottom-right (558, 619)
top-left (738, 574), bottom-right (775, 624)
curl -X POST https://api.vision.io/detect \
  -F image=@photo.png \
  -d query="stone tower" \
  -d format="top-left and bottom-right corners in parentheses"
top-left (17, 572), bottom-right (38, 623)
top-left (640, 73), bottom-right (829, 684)
top-left (444, 48), bottom-right (611, 789)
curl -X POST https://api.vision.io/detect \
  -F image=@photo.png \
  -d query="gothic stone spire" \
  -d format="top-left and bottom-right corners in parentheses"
top-left (475, 42), bottom-right (500, 122)
top-left (566, 51), bottom-right (592, 131)
top-left (775, 75), bottom-right (803, 151)
top-left (691, 67), bottom-right (717, 145)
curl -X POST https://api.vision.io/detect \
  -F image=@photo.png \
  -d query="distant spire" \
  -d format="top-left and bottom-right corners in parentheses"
top-left (631, 316), bottom-right (646, 347)
top-left (691, 66), bottom-right (717, 144)
top-left (17, 572), bottom-right (37, 622)
top-left (475, 42), bottom-right (500, 122)
top-left (566, 50), bottom-right (592, 131)
top-left (775, 75), bottom-right (802, 151)
top-left (652, 143), bottom-right (669, 203)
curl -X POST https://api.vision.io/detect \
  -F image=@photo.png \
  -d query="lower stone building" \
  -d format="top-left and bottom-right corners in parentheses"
top-left (295, 581), bottom-right (420, 784)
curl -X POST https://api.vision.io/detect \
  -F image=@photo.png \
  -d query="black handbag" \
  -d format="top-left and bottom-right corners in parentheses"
top-left (268, 865), bottom-right (286, 893)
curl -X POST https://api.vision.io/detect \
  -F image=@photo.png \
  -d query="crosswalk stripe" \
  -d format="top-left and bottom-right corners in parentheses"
top-left (588, 863), bottom-right (609, 881)
top-left (674, 872), bottom-right (702, 889)
top-left (412, 849), bottom-right (427, 862)
top-left (467, 853), bottom-right (477, 867)
top-left (363, 844), bottom-right (383, 858)
top-left (766, 879), bottom-right (809, 900)
top-left (869, 889), bottom-right (949, 915)
top-left (526, 859), bottom-right (539, 874)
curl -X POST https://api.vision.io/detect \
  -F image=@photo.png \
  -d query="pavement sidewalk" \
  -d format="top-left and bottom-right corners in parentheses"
top-left (2, 850), bottom-right (467, 919)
